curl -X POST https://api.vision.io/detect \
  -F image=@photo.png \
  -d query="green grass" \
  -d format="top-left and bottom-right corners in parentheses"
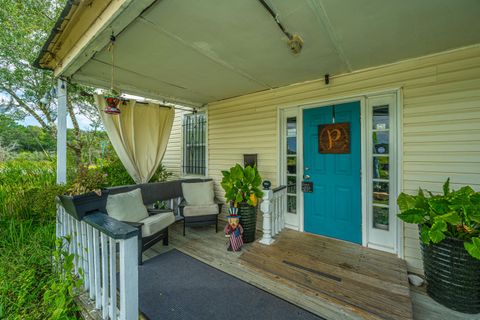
top-left (0, 159), bottom-right (77, 319)
top-left (0, 157), bottom-right (172, 318)
top-left (0, 220), bottom-right (55, 319)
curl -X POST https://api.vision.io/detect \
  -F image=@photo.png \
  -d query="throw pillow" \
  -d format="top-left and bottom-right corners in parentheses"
top-left (106, 188), bottom-right (149, 222)
top-left (181, 181), bottom-right (215, 205)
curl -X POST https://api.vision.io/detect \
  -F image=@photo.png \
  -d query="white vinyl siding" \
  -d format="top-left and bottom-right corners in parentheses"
top-left (162, 109), bottom-right (188, 178)
top-left (206, 45), bottom-right (480, 275)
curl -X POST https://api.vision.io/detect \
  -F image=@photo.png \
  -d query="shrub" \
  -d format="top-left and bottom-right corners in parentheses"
top-left (397, 178), bottom-right (480, 259)
top-left (221, 164), bottom-right (263, 206)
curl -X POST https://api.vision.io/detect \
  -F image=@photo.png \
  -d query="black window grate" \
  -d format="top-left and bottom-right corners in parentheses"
top-left (182, 113), bottom-right (206, 175)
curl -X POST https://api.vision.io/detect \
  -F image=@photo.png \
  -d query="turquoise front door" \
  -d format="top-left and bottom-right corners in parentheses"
top-left (303, 102), bottom-right (361, 244)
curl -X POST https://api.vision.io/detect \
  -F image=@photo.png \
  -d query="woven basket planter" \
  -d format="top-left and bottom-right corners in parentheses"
top-left (421, 237), bottom-right (480, 314)
top-left (238, 203), bottom-right (257, 243)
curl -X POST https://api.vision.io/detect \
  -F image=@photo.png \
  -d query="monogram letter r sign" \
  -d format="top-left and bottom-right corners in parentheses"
top-left (318, 123), bottom-right (350, 154)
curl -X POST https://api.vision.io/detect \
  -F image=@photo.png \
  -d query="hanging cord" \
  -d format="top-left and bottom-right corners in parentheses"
top-left (257, 0), bottom-right (292, 39)
top-left (256, 0), bottom-right (303, 54)
top-left (108, 34), bottom-right (116, 92)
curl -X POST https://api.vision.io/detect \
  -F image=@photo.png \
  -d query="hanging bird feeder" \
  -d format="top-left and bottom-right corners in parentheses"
top-left (104, 35), bottom-right (122, 115)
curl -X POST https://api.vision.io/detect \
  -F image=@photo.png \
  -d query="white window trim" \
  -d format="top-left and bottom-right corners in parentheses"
top-left (277, 88), bottom-right (403, 257)
top-left (278, 108), bottom-right (301, 230)
top-left (181, 110), bottom-right (208, 178)
top-left (365, 93), bottom-right (399, 254)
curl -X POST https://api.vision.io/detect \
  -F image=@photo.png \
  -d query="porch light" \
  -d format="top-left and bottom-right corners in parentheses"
top-left (104, 34), bottom-right (122, 115)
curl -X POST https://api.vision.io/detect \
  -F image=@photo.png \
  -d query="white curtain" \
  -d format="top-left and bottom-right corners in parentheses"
top-left (95, 95), bottom-right (175, 184)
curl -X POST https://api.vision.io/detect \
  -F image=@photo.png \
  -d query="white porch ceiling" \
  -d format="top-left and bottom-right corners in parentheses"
top-left (71, 0), bottom-right (480, 106)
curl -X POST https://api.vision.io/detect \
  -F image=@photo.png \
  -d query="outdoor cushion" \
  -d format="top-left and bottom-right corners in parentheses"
top-left (183, 204), bottom-right (218, 217)
top-left (106, 188), bottom-right (149, 222)
top-left (140, 211), bottom-right (175, 237)
top-left (181, 181), bottom-right (215, 205)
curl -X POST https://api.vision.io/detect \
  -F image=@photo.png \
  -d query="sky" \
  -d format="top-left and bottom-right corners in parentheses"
top-left (21, 113), bottom-right (93, 130)
top-left (0, 91), bottom-right (94, 130)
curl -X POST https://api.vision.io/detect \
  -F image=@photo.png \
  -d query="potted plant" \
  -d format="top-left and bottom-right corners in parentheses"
top-left (57, 166), bottom-right (109, 220)
top-left (396, 178), bottom-right (480, 314)
top-left (221, 164), bottom-right (263, 243)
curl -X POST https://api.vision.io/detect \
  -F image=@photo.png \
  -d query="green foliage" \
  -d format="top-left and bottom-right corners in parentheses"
top-left (221, 164), bottom-right (263, 206)
top-left (67, 165), bottom-right (108, 195)
top-left (0, 159), bottom-right (65, 221)
top-left (0, 1), bottom-right (102, 166)
top-left (43, 237), bottom-right (82, 319)
top-left (100, 153), bottom-right (173, 187)
top-left (397, 178), bottom-right (480, 259)
top-left (0, 153), bottom-right (172, 318)
top-left (464, 237), bottom-right (480, 260)
top-left (150, 163), bottom-right (174, 183)
top-left (0, 115), bottom-right (56, 153)
top-left (0, 221), bottom-right (54, 319)
top-left (0, 159), bottom-right (79, 319)
top-left (100, 155), bottom-right (135, 186)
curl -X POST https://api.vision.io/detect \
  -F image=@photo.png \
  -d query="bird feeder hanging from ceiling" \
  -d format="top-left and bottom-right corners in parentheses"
top-left (104, 34), bottom-right (121, 115)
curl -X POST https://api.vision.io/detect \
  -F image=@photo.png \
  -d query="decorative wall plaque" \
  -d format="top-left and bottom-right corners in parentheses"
top-left (318, 123), bottom-right (350, 154)
top-left (302, 181), bottom-right (313, 193)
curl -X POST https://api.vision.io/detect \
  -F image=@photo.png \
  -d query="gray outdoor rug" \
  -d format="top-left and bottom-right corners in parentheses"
top-left (138, 249), bottom-right (324, 320)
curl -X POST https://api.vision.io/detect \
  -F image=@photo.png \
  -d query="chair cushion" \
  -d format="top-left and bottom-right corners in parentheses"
top-left (183, 204), bottom-right (219, 217)
top-left (106, 188), bottom-right (149, 222)
top-left (181, 181), bottom-right (215, 205)
top-left (140, 211), bottom-right (175, 237)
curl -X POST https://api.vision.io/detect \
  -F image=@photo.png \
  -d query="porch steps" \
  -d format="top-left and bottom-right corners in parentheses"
top-left (240, 230), bottom-right (413, 320)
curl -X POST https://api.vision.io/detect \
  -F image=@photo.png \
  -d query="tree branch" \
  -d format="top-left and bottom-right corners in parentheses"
top-left (1, 85), bottom-right (51, 130)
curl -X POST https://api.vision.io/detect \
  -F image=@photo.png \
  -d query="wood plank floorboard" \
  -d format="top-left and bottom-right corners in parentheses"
top-left (145, 222), bottom-right (413, 320)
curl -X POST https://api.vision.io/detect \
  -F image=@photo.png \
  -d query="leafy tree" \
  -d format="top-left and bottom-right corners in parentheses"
top-left (0, 114), bottom-right (56, 154)
top-left (0, 0), bottom-right (101, 164)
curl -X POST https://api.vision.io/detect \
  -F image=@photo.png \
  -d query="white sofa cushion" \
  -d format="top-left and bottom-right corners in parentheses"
top-left (140, 211), bottom-right (175, 237)
top-left (183, 204), bottom-right (218, 217)
top-left (106, 188), bottom-right (149, 222)
top-left (181, 181), bottom-right (215, 205)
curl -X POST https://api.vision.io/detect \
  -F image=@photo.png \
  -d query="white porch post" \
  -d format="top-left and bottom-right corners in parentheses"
top-left (260, 184), bottom-right (274, 245)
top-left (56, 78), bottom-right (67, 184)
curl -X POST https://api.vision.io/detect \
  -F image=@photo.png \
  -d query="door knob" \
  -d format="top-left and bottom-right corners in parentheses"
top-left (304, 174), bottom-right (310, 180)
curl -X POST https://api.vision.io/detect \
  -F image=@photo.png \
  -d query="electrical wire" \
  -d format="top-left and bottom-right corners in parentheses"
top-left (257, 0), bottom-right (293, 40)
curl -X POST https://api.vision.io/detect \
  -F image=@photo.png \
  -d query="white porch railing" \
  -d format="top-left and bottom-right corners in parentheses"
top-left (259, 183), bottom-right (287, 245)
top-left (57, 205), bottom-right (139, 320)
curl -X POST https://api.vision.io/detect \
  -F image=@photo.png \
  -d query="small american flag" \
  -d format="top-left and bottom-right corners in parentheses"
top-left (229, 225), bottom-right (244, 251)
top-left (225, 206), bottom-right (243, 251)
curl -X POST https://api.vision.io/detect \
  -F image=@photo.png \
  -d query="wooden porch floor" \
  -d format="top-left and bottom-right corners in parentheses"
top-left (145, 222), bottom-right (413, 320)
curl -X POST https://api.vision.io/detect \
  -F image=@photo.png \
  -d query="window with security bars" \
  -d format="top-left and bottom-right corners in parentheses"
top-left (182, 113), bottom-right (206, 175)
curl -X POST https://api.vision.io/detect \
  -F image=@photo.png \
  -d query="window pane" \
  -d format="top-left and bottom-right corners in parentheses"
top-left (287, 137), bottom-right (297, 155)
top-left (373, 181), bottom-right (389, 205)
top-left (373, 105), bottom-right (389, 130)
top-left (287, 176), bottom-right (296, 194)
top-left (287, 195), bottom-right (297, 214)
top-left (373, 131), bottom-right (389, 154)
top-left (373, 206), bottom-right (389, 230)
top-left (287, 157), bottom-right (296, 174)
top-left (373, 157), bottom-right (389, 179)
top-left (183, 113), bottom-right (206, 175)
top-left (287, 117), bottom-right (297, 155)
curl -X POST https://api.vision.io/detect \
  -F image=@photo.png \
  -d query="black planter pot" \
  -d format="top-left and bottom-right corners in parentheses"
top-left (238, 203), bottom-right (257, 243)
top-left (57, 191), bottom-right (109, 220)
top-left (421, 236), bottom-right (480, 314)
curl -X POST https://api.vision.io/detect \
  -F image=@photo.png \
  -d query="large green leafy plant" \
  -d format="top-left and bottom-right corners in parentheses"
top-left (221, 164), bottom-right (263, 206)
top-left (397, 178), bottom-right (480, 259)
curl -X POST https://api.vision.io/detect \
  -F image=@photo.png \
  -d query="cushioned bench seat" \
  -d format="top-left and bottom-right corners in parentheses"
top-left (141, 211), bottom-right (175, 237)
top-left (183, 204), bottom-right (218, 217)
